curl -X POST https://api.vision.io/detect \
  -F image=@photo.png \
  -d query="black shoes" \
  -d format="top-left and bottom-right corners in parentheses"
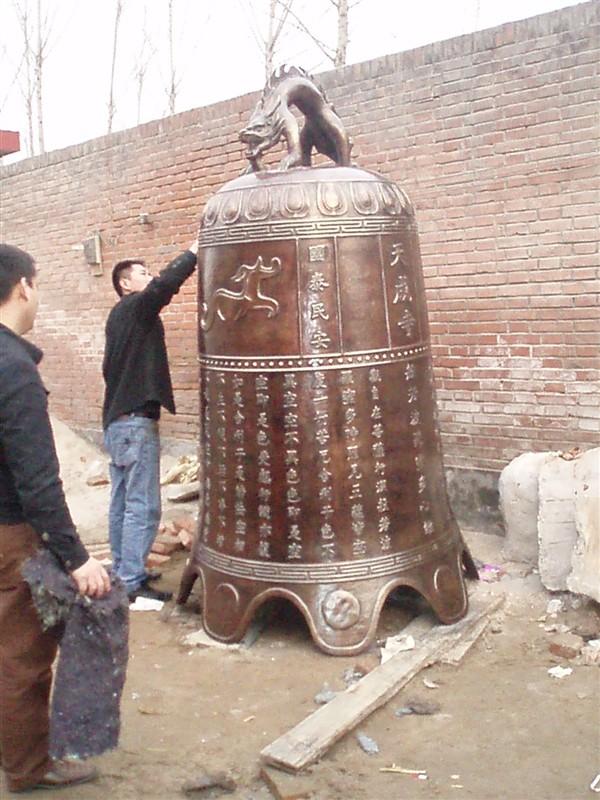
top-left (128, 581), bottom-right (173, 603)
top-left (13, 760), bottom-right (98, 792)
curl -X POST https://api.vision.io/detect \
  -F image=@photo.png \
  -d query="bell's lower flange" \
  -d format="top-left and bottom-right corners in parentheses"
top-left (180, 535), bottom-right (471, 656)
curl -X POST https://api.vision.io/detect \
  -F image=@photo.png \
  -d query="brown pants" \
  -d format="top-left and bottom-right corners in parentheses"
top-left (0, 522), bottom-right (59, 792)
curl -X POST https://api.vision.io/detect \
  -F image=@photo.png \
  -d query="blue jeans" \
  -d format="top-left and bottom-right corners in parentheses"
top-left (104, 417), bottom-right (161, 593)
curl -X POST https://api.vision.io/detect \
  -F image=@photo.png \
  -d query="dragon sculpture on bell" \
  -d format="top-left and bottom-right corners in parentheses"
top-left (239, 65), bottom-right (352, 171)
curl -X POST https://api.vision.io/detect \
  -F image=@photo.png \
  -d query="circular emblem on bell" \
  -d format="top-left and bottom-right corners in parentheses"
top-left (321, 589), bottom-right (360, 630)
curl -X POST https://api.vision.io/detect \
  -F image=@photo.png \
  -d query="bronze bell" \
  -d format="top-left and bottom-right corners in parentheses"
top-left (178, 66), bottom-right (477, 655)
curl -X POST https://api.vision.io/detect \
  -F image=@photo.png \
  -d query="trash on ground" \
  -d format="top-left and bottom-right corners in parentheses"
top-left (579, 640), bottom-right (600, 666)
top-left (568, 595), bottom-right (585, 610)
top-left (423, 677), bottom-right (440, 689)
top-left (558, 446), bottom-right (581, 461)
top-left (182, 629), bottom-right (240, 651)
top-left (590, 773), bottom-right (600, 793)
top-left (356, 732), bottom-right (379, 755)
top-left (85, 459), bottom-right (109, 486)
top-left (479, 563), bottom-right (505, 582)
top-left (546, 598), bottom-right (565, 615)
top-left (381, 634), bottom-right (416, 663)
top-left (379, 764), bottom-right (427, 775)
top-left (137, 705), bottom-right (163, 716)
top-left (314, 683), bottom-right (337, 705)
top-left (548, 665), bottom-right (572, 679)
top-left (167, 480), bottom-right (200, 503)
top-left (181, 770), bottom-right (236, 795)
top-left (160, 454), bottom-right (199, 486)
top-left (342, 666), bottom-right (366, 686)
top-left (544, 623), bottom-right (570, 633)
top-left (395, 699), bottom-right (441, 716)
top-left (129, 597), bottom-right (164, 612)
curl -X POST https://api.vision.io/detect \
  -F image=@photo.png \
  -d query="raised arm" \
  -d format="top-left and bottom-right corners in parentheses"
top-left (134, 242), bottom-right (198, 320)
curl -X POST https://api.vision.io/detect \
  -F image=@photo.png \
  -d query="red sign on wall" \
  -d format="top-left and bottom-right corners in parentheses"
top-left (0, 131), bottom-right (20, 157)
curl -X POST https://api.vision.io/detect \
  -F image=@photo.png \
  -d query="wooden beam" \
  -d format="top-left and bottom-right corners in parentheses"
top-left (260, 593), bottom-right (504, 772)
top-left (441, 614), bottom-right (493, 665)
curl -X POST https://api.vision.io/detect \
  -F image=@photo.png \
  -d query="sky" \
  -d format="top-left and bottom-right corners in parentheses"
top-left (0, 0), bottom-right (583, 164)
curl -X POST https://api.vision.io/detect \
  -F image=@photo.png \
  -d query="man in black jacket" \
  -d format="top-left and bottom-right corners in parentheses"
top-left (103, 241), bottom-right (198, 603)
top-left (0, 243), bottom-right (110, 793)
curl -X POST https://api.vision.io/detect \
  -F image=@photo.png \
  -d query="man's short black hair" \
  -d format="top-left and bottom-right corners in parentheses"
top-left (0, 244), bottom-right (36, 304)
top-left (112, 259), bottom-right (145, 297)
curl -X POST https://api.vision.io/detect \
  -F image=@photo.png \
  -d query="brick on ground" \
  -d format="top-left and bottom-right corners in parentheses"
top-left (177, 529), bottom-right (194, 550)
top-left (172, 514), bottom-right (196, 534)
top-left (151, 534), bottom-right (183, 556)
top-left (146, 553), bottom-right (171, 568)
top-left (549, 632), bottom-right (584, 660)
top-left (159, 520), bottom-right (179, 537)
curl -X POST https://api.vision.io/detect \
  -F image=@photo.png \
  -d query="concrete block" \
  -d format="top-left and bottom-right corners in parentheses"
top-left (567, 448), bottom-right (600, 602)
top-left (499, 452), bottom-right (556, 564)
top-left (538, 455), bottom-right (577, 591)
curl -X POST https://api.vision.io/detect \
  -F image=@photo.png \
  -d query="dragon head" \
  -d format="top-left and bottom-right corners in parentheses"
top-left (239, 96), bottom-right (285, 166)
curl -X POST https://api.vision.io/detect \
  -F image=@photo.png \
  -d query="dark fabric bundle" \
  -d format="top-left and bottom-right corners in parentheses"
top-left (21, 549), bottom-right (129, 759)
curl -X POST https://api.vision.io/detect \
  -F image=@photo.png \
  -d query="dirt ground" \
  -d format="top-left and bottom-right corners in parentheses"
top-left (39, 422), bottom-right (599, 800)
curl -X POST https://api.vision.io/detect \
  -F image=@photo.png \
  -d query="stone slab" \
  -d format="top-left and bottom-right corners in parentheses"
top-left (499, 451), bottom-right (556, 565)
top-left (567, 448), bottom-right (600, 602)
top-left (538, 455), bottom-right (577, 591)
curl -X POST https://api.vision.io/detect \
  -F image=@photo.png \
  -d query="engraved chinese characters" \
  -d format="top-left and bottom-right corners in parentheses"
top-left (181, 164), bottom-right (475, 655)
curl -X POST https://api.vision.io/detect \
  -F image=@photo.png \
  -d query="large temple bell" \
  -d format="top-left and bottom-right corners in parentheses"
top-left (178, 66), bottom-right (477, 655)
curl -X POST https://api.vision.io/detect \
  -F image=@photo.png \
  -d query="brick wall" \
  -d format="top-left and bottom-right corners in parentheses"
top-left (1, 2), bottom-right (598, 473)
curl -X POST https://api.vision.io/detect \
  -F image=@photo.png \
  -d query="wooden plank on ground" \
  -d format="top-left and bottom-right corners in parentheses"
top-left (441, 614), bottom-right (493, 665)
top-left (260, 593), bottom-right (504, 773)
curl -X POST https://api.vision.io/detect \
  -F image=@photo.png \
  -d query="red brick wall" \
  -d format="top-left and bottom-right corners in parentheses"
top-left (1, 2), bottom-right (598, 472)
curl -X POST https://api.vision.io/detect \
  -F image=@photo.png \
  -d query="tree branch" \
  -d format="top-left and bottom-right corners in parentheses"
top-left (278, 1), bottom-right (336, 62)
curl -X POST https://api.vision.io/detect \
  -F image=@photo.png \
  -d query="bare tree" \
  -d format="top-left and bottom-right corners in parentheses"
top-left (133, 6), bottom-right (155, 124)
top-left (13, 1), bottom-right (41, 156)
top-left (332, 0), bottom-right (349, 67)
top-left (283, 0), bottom-right (360, 68)
top-left (235, 0), bottom-right (295, 81)
top-left (167, 0), bottom-right (177, 114)
top-left (264, 0), bottom-right (295, 80)
top-left (34, 0), bottom-right (46, 152)
top-left (107, 0), bottom-right (124, 134)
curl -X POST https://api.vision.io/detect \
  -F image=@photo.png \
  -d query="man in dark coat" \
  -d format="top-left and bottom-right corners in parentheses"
top-left (0, 243), bottom-right (110, 794)
top-left (102, 240), bottom-right (198, 602)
